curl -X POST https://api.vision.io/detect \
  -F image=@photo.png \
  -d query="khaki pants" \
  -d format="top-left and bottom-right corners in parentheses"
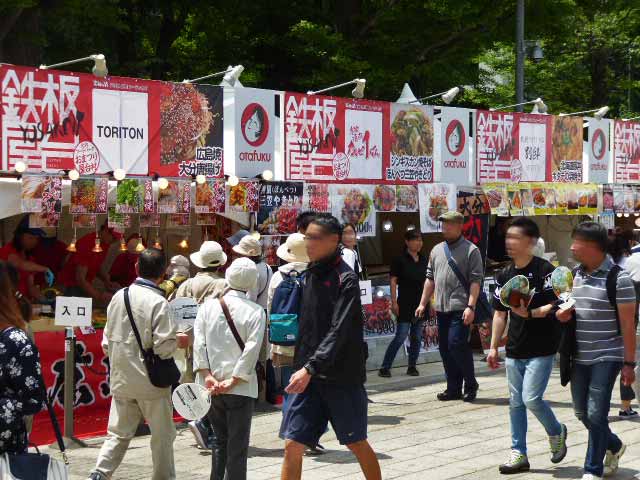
top-left (93, 396), bottom-right (176, 480)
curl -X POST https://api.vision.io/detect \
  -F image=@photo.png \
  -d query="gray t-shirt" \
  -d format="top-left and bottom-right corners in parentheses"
top-left (426, 237), bottom-right (484, 312)
top-left (573, 256), bottom-right (636, 364)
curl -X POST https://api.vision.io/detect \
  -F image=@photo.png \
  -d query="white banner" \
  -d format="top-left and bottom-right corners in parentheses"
top-left (93, 89), bottom-right (148, 175)
top-left (235, 87), bottom-right (278, 178)
top-left (586, 117), bottom-right (610, 184)
top-left (439, 107), bottom-right (471, 184)
top-left (329, 184), bottom-right (376, 237)
top-left (418, 183), bottom-right (456, 233)
top-left (517, 114), bottom-right (547, 181)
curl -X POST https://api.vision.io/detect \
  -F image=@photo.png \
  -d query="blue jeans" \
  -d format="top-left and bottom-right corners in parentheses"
top-left (437, 311), bottom-right (477, 395)
top-left (381, 321), bottom-right (423, 369)
top-left (506, 355), bottom-right (562, 455)
top-left (571, 361), bottom-right (623, 477)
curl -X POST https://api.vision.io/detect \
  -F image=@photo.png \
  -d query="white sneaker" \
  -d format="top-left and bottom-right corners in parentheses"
top-left (188, 420), bottom-right (208, 450)
top-left (582, 474), bottom-right (603, 480)
top-left (603, 443), bottom-right (626, 476)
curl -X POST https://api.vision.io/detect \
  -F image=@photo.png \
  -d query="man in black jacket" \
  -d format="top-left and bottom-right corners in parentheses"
top-left (280, 214), bottom-right (381, 480)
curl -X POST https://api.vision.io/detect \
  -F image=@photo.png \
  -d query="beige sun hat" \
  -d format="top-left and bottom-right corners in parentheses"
top-left (190, 241), bottom-right (228, 269)
top-left (232, 235), bottom-right (262, 257)
top-left (276, 233), bottom-right (309, 263)
top-left (225, 257), bottom-right (258, 291)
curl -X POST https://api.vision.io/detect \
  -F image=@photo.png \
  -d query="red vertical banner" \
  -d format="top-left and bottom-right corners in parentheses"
top-left (614, 120), bottom-right (640, 182)
top-left (475, 110), bottom-right (517, 184)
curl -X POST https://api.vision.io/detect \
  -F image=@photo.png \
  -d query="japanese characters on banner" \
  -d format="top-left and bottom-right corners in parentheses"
top-left (330, 184), bottom-right (376, 236)
top-left (418, 183), bottom-right (456, 233)
top-left (303, 183), bottom-right (331, 212)
top-left (0, 65), bottom-right (224, 178)
top-left (157, 180), bottom-right (191, 214)
top-left (257, 181), bottom-right (303, 234)
top-left (70, 177), bottom-right (109, 214)
top-left (195, 180), bottom-right (225, 214)
top-left (587, 118), bottom-right (611, 183)
top-left (235, 88), bottom-right (278, 178)
top-left (614, 120), bottom-right (640, 182)
top-left (21, 174), bottom-right (62, 213)
top-left (440, 107), bottom-right (472, 184)
top-left (388, 104), bottom-right (434, 181)
top-left (476, 111), bottom-right (516, 183)
top-left (549, 116), bottom-right (583, 182)
top-left (517, 114), bottom-right (548, 181)
top-left (115, 178), bottom-right (153, 213)
top-left (284, 93), bottom-right (389, 183)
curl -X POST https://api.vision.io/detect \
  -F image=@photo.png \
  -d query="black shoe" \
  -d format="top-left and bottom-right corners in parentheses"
top-left (378, 368), bottom-right (391, 378)
top-left (437, 391), bottom-right (462, 401)
top-left (463, 388), bottom-right (478, 403)
top-left (406, 366), bottom-right (419, 376)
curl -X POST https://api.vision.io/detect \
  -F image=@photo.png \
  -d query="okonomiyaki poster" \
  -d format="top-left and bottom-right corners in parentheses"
top-left (614, 120), bottom-right (640, 183)
top-left (476, 110), bottom-right (516, 184)
top-left (284, 93), bottom-right (389, 183)
top-left (440, 107), bottom-right (472, 185)
top-left (587, 117), bottom-right (610, 184)
top-left (548, 116), bottom-right (583, 182)
top-left (235, 87), bottom-right (278, 178)
top-left (0, 65), bottom-right (224, 178)
top-left (388, 103), bottom-right (434, 181)
top-left (329, 184), bottom-right (376, 236)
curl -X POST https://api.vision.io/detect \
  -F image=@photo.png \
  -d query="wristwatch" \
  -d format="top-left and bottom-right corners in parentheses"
top-left (624, 361), bottom-right (637, 368)
top-left (466, 305), bottom-right (475, 311)
top-left (303, 362), bottom-right (315, 375)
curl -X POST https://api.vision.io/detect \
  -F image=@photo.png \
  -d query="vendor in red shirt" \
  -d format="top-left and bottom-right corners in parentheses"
top-left (0, 216), bottom-right (55, 299)
top-left (59, 223), bottom-right (121, 305)
top-left (32, 236), bottom-right (69, 289)
top-left (109, 234), bottom-right (142, 288)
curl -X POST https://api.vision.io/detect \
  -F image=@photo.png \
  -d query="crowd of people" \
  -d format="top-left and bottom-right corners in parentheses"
top-left (0, 211), bottom-right (638, 480)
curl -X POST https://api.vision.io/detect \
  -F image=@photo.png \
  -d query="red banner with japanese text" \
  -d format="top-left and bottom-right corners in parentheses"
top-left (614, 120), bottom-right (640, 183)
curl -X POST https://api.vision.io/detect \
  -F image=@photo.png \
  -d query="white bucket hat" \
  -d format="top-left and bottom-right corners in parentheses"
top-left (277, 233), bottom-right (309, 263)
top-left (225, 257), bottom-right (258, 292)
top-left (190, 241), bottom-right (228, 269)
top-left (232, 235), bottom-right (262, 257)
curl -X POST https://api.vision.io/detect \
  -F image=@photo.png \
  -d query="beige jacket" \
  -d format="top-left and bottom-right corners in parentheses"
top-left (102, 281), bottom-right (177, 400)
top-left (174, 271), bottom-right (226, 305)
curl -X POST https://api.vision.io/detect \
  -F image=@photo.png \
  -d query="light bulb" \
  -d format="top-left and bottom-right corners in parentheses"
top-left (178, 238), bottom-right (189, 249)
top-left (196, 174), bottom-right (206, 185)
top-left (227, 175), bottom-right (239, 187)
top-left (251, 231), bottom-right (261, 240)
top-left (406, 224), bottom-right (416, 231)
top-left (114, 168), bottom-right (126, 181)
top-left (158, 178), bottom-right (169, 190)
top-left (69, 169), bottom-right (80, 181)
top-left (382, 220), bottom-right (393, 232)
top-left (67, 241), bottom-right (77, 253)
top-left (119, 238), bottom-right (127, 252)
top-left (617, 213), bottom-right (623, 218)
top-left (92, 238), bottom-right (103, 253)
top-left (262, 169), bottom-right (274, 181)
top-left (135, 238), bottom-right (145, 252)
top-left (624, 213), bottom-right (630, 218)
top-left (15, 161), bottom-right (26, 173)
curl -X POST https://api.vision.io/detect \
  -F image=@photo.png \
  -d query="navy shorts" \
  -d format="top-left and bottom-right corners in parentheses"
top-left (281, 381), bottom-right (368, 446)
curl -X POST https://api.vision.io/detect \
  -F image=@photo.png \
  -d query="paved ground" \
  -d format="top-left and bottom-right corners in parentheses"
top-left (45, 359), bottom-right (640, 479)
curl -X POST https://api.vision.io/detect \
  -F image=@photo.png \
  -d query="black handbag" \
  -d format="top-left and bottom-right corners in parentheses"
top-left (123, 287), bottom-right (180, 389)
top-left (443, 242), bottom-right (493, 324)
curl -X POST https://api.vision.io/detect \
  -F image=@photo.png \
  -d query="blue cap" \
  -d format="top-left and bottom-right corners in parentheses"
top-left (226, 229), bottom-right (250, 247)
top-left (16, 215), bottom-right (46, 237)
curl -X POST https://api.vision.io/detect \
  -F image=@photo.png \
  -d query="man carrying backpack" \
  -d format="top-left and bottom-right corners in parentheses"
top-left (558, 222), bottom-right (637, 480)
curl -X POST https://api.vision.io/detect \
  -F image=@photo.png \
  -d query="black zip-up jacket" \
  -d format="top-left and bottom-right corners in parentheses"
top-left (293, 250), bottom-right (366, 385)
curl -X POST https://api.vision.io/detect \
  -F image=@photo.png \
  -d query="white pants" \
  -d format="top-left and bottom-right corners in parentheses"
top-left (93, 396), bottom-right (176, 480)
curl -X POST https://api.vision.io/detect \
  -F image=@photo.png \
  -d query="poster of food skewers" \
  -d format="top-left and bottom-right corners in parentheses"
top-left (418, 183), bottom-right (456, 233)
top-left (303, 183), bottom-right (331, 212)
top-left (70, 177), bottom-right (109, 214)
top-left (388, 103), bottom-right (434, 181)
top-left (21, 174), bottom-right (62, 213)
top-left (330, 184), bottom-right (377, 237)
top-left (257, 182), bottom-right (303, 235)
top-left (195, 180), bottom-right (225, 214)
top-left (158, 179), bottom-right (191, 214)
top-left (229, 181), bottom-right (259, 213)
top-left (260, 236), bottom-right (284, 266)
top-left (482, 183), bottom-right (509, 216)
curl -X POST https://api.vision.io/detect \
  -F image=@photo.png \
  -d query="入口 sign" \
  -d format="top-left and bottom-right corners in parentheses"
top-left (55, 296), bottom-right (93, 327)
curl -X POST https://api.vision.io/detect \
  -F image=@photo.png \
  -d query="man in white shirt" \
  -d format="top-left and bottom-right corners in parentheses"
top-left (193, 257), bottom-right (266, 480)
top-left (88, 248), bottom-right (178, 480)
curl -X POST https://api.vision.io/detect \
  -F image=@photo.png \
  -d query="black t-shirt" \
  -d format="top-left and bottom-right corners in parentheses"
top-left (390, 251), bottom-right (428, 323)
top-left (493, 256), bottom-right (560, 359)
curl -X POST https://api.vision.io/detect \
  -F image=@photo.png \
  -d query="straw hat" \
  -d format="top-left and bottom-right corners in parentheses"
top-left (225, 258), bottom-right (258, 292)
top-left (277, 233), bottom-right (309, 263)
top-left (232, 235), bottom-right (262, 257)
top-left (190, 241), bottom-right (228, 269)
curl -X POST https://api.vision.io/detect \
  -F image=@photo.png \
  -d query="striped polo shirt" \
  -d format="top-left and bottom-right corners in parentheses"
top-left (573, 256), bottom-right (636, 364)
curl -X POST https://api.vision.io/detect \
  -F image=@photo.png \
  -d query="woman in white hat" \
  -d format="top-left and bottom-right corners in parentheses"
top-left (232, 236), bottom-right (273, 311)
top-left (174, 241), bottom-right (228, 304)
